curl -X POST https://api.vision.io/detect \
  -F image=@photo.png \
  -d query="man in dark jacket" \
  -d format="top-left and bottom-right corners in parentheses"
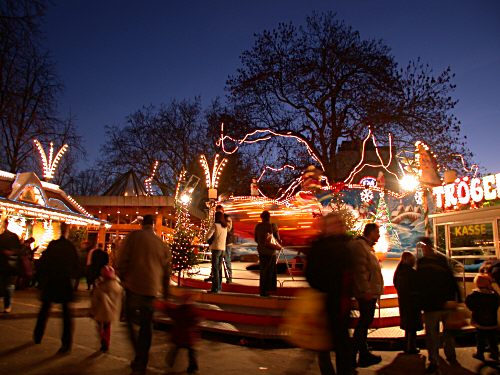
top-left (0, 219), bottom-right (21, 313)
top-left (416, 237), bottom-right (462, 374)
top-left (306, 212), bottom-right (354, 375)
top-left (33, 222), bottom-right (79, 353)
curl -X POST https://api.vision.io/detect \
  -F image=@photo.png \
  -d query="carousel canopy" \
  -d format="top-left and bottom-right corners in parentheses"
top-left (102, 169), bottom-right (148, 197)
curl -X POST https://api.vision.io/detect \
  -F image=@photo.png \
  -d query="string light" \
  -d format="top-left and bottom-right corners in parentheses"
top-left (452, 153), bottom-right (479, 178)
top-left (33, 140), bottom-right (69, 181)
top-left (144, 160), bottom-right (159, 195)
top-left (257, 164), bottom-right (295, 182)
top-left (199, 154), bottom-right (228, 189)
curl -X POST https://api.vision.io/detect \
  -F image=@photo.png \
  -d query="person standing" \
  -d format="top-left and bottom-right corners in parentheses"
top-left (465, 273), bottom-right (500, 362)
top-left (205, 211), bottom-right (228, 293)
top-left (116, 215), bottom-right (171, 374)
top-left (351, 222), bottom-right (383, 367)
top-left (0, 219), bottom-right (22, 313)
top-left (416, 236), bottom-right (462, 374)
top-left (305, 212), bottom-right (355, 375)
top-left (217, 204), bottom-right (234, 283)
top-left (90, 265), bottom-right (123, 353)
top-left (393, 251), bottom-right (422, 354)
top-left (33, 222), bottom-right (79, 353)
top-left (254, 210), bottom-right (280, 297)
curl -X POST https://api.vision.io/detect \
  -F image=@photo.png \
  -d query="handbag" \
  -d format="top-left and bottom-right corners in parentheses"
top-left (265, 233), bottom-right (282, 251)
top-left (280, 288), bottom-right (331, 350)
top-left (443, 302), bottom-right (470, 330)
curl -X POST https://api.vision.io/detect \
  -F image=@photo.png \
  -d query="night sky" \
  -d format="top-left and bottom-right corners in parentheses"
top-left (42, 0), bottom-right (500, 174)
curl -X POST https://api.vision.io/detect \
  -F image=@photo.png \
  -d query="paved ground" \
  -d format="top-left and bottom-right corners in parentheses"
top-left (0, 288), bottom-right (493, 375)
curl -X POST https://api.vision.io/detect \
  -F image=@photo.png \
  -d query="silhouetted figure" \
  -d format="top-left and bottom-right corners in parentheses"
top-left (0, 219), bottom-right (21, 313)
top-left (89, 243), bottom-right (109, 287)
top-left (33, 222), bottom-right (79, 353)
top-left (254, 210), bottom-right (280, 297)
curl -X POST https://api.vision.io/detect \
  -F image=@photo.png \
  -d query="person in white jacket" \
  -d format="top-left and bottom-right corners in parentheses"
top-left (350, 223), bottom-right (383, 368)
top-left (90, 265), bottom-right (123, 352)
top-left (205, 211), bottom-right (228, 293)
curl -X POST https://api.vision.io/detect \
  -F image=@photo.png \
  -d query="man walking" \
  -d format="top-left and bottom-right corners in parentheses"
top-left (351, 223), bottom-right (383, 367)
top-left (33, 222), bottom-right (79, 353)
top-left (416, 237), bottom-right (462, 374)
top-left (117, 215), bottom-right (171, 374)
top-left (0, 219), bottom-right (21, 313)
top-left (306, 212), bottom-right (355, 375)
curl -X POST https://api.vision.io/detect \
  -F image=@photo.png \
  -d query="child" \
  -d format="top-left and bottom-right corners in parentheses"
top-left (393, 251), bottom-right (422, 354)
top-left (166, 292), bottom-right (200, 374)
top-left (90, 265), bottom-right (123, 352)
top-left (465, 273), bottom-right (500, 361)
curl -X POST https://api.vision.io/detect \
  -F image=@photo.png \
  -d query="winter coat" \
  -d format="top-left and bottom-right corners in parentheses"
top-left (306, 234), bottom-right (354, 320)
top-left (117, 225), bottom-right (171, 297)
top-left (38, 236), bottom-right (79, 303)
top-left (350, 237), bottom-right (384, 298)
top-left (465, 289), bottom-right (500, 329)
top-left (206, 223), bottom-right (227, 251)
top-left (416, 253), bottom-right (461, 312)
top-left (254, 222), bottom-right (280, 256)
top-left (393, 263), bottom-right (423, 331)
top-left (91, 276), bottom-right (123, 322)
top-left (168, 302), bottom-right (200, 347)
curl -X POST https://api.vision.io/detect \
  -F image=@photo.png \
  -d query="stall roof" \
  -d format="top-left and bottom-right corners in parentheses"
top-left (0, 170), bottom-right (107, 226)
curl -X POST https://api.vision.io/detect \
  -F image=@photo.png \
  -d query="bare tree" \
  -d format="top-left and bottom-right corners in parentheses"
top-left (226, 12), bottom-right (471, 181)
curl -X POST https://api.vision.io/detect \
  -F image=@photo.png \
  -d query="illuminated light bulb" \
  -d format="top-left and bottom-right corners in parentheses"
top-left (400, 174), bottom-right (420, 192)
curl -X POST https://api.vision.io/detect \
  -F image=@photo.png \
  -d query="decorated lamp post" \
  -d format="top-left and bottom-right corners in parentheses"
top-left (199, 154), bottom-right (227, 201)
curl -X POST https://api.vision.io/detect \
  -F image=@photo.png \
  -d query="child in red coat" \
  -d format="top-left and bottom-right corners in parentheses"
top-left (166, 292), bottom-right (200, 374)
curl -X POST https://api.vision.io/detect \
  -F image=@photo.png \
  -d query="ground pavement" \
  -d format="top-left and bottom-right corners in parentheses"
top-left (0, 288), bottom-right (491, 375)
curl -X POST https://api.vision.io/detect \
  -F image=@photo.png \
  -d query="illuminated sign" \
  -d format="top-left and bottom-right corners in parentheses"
top-left (433, 173), bottom-right (500, 209)
top-left (359, 176), bottom-right (377, 187)
top-left (452, 224), bottom-right (487, 237)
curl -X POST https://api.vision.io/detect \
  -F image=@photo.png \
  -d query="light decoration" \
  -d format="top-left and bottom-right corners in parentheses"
top-left (216, 122), bottom-right (325, 171)
top-left (144, 160), bottom-right (159, 195)
top-left (400, 174), bottom-right (420, 192)
top-left (433, 173), bottom-right (500, 209)
top-left (452, 153), bottom-right (479, 178)
top-left (199, 154), bottom-right (227, 190)
top-left (33, 140), bottom-right (68, 181)
top-left (7, 217), bottom-right (26, 237)
top-left (38, 219), bottom-right (54, 250)
top-left (415, 190), bottom-right (423, 205)
top-left (257, 164), bottom-right (295, 182)
top-left (344, 128), bottom-right (400, 185)
top-left (360, 189), bottom-right (374, 203)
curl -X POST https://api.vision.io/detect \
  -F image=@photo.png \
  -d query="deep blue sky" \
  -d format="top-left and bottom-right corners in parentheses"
top-left (43, 0), bottom-right (500, 174)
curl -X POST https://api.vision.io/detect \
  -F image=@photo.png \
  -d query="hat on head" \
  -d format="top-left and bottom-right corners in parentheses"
top-left (474, 273), bottom-right (492, 289)
top-left (100, 265), bottom-right (116, 280)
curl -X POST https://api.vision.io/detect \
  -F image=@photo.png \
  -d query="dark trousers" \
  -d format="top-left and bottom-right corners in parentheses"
top-left (223, 245), bottom-right (232, 282)
top-left (259, 253), bottom-right (277, 296)
top-left (477, 328), bottom-right (499, 358)
top-left (125, 290), bottom-right (155, 370)
top-left (167, 345), bottom-right (198, 372)
top-left (318, 312), bottom-right (353, 375)
top-left (211, 250), bottom-right (224, 292)
top-left (353, 297), bottom-right (377, 358)
top-left (34, 300), bottom-right (72, 349)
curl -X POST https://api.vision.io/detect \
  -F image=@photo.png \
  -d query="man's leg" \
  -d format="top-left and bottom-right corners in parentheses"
top-left (187, 347), bottom-right (199, 373)
top-left (33, 300), bottom-right (51, 343)
top-left (60, 302), bottom-right (73, 352)
top-left (442, 310), bottom-right (457, 362)
top-left (423, 311), bottom-right (441, 367)
top-left (224, 245), bottom-right (232, 283)
top-left (353, 298), bottom-right (377, 362)
top-left (126, 291), bottom-right (154, 371)
top-left (211, 250), bottom-right (222, 292)
top-left (317, 351), bottom-right (335, 375)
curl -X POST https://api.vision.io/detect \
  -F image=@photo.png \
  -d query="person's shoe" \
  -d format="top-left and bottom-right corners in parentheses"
top-left (473, 352), bottom-right (485, 361)
top-left (226, 279), bottom-right (232, 284)
top-left (33, 335), bottom-right (42, 344)
top-left (358, 353), bottom-right (382, 367)
top-left (405, 348), bottom-right (420, 355)
top-left (57, 346), bottom-right (71, 354)
top-left (187, 366), bottom-right (199, 374)
top-left (100, 340), bottom-right (109, 353)
top-left (203, 277), bottom-right (213, 282)
top-left (425, 363), bottom-right (439, 374)
top-left (3, 306), bottom-right (12, 313)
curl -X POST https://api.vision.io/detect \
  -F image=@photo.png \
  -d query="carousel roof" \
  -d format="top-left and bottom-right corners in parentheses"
top-left (102, 169), bottom-right (148, 197)
top-left (0, 170), bottom-right (106, 226)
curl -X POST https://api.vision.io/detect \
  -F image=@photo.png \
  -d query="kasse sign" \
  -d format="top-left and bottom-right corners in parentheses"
top-left (432, 173), bottom-right (500, 209)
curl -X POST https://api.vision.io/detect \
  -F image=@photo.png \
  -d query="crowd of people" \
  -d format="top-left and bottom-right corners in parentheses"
top-left (2, 209), bottom-right (500, 375)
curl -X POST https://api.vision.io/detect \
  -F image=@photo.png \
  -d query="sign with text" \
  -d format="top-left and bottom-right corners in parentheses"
top-left (432, 173), bottom-right (500, 209)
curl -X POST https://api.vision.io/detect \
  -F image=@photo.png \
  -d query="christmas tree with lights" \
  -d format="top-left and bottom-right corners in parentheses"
top-left (374, 192), bottom-right (401, 252)
top-left (171, 202), bottom-right (198, 277)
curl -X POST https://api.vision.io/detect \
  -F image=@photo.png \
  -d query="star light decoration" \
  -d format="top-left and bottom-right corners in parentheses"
top-left (33, 140), bottom-right (68, 181)
top-left (199, 154), bottom-right (227, 199)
